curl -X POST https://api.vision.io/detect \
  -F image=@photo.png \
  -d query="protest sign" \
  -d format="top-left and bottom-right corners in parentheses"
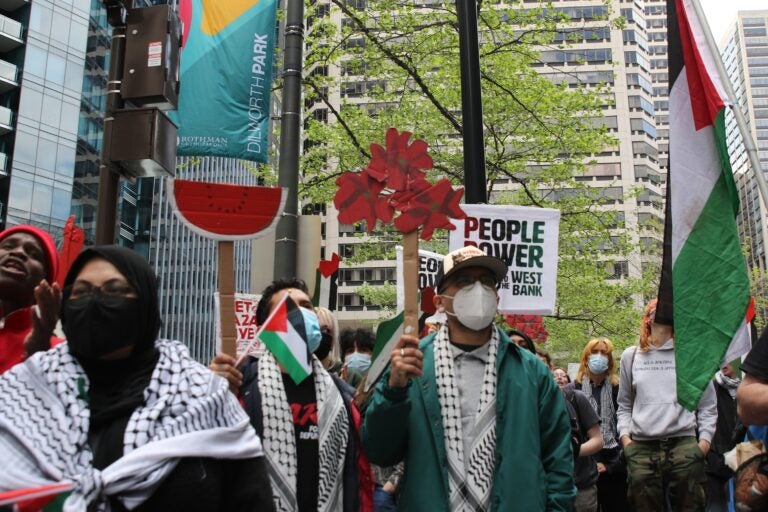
top-left (449, 205), bottom-right (560, 315)
top-left (395, 246), bottom-right (444, 313)
top-left (215, 292), bottom-right (264, 358)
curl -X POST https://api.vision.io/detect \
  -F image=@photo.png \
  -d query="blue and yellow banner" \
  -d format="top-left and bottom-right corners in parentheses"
top-left (173, 0), bottom-right (277, 162)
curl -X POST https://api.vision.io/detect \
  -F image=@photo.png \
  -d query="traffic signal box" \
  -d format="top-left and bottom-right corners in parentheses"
top-left (109, 4), bottom-right (181, 177)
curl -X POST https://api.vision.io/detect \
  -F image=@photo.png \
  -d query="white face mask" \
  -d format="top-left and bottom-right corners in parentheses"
top-left (441, 281), bottom-right (498, 331)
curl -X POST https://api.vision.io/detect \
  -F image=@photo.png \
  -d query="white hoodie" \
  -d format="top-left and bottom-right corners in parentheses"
top-left (616, 338), bottom-right (717, 442)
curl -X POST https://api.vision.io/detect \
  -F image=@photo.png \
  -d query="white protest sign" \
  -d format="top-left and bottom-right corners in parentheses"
top-left (449, 204), bottom-right (560, 315)
top-left (396, 246), bottom-right (444, 312)
top-left (214, 292), bottom-right (264, 358)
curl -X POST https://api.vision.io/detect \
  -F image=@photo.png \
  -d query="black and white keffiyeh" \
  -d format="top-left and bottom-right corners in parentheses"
top-left (0, 339), bottom-right (263, 511)
top-left (580, 377), bottom-right (618, 450)
top-left (715, 370), bottom-right (740, 399)
top-left (434, 325), bottom-right (499, 512)
top-left (258, 353), bottom-right (348, 512)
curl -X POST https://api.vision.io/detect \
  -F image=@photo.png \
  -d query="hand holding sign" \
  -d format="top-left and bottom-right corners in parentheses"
top-left (388, 334), bottom-right (423, 388)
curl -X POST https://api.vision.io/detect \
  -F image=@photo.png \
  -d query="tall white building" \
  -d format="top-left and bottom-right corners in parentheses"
top-left (720, 10), bottom-right (768, 274)
top-left (304, 0), bottom-right (668, 328)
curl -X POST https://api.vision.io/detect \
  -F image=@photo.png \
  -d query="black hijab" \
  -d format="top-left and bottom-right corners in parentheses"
top-left (62, 245), bottom-right (162, 350)
top-left (61, 246), bottom-right (163, 469)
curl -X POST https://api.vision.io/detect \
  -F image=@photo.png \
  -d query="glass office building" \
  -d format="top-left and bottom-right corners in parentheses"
top-left (0, 0), bottom-right (89, 236)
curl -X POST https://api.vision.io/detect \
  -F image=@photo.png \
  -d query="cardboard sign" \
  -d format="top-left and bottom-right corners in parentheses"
top-left (215, 292), bottom-right (264, 358)
top-left (396, 246), bottom-right (444, 312)
top-left (449, 204), bottom-right (560, 315)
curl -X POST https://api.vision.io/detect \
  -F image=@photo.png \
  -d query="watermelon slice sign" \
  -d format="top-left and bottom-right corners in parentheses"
top-left (168, 179), bottom-right (287, 240)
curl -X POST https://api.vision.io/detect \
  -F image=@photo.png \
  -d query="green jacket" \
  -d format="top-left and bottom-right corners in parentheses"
top-left (361, 329), bottom-right (575, 511)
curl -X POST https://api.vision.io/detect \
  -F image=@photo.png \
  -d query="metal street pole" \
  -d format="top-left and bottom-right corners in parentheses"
top-left (274, 0), bottom-right (304, 279)
top-left (95, 23), bottom-right (126, 244)
top-left (457, 0), bottom-right (486, 204)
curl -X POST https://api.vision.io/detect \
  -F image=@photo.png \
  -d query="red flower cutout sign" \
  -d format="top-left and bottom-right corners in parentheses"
top-left (367, 129), bottom-right (432, 191)
top-left (335, 171), bottom-right (393, 228)
top-left (334, 128), bottom-right (466, 241)
top-left (504, 314), bottom-right (549, 343)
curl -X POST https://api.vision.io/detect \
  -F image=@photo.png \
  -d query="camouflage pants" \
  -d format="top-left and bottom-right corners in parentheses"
top-left (624, 436), bottom-right (706, 512)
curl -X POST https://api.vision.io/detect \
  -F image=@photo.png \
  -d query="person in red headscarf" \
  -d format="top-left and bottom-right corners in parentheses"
top-left (0, 225), bottom-right (62, 373)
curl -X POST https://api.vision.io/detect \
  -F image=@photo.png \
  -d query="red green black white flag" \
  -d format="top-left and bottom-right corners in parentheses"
top-left (257, 295), bottom-right (313, 384)
top-left (658, 0), bottom-right (753, 410)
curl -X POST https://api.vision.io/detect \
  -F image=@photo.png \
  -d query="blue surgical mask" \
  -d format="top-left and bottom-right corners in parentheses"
top-left (300, 307), bottom-right (323, 353)
top-left (588, 354), bottom-right (609, 374)
top-left (345, 352), bottom-right (372, 375)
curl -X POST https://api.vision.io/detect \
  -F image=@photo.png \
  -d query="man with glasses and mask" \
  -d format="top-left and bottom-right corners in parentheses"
top-left (362, 246), bottom-right (575, 511)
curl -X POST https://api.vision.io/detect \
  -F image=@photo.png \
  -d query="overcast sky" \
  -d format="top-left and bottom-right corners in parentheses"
top-left (699, 0), bottom-right (768, 43)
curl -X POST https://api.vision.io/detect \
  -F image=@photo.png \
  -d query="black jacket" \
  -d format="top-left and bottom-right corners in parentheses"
top-left (240, 357), bottom-right (363, 512)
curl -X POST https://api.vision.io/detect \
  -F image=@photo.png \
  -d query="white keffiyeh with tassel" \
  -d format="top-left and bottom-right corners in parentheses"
top-left (0, 340), bottom-right (263, 511)
top-left (258, 353), bottom-right (348, 512)
top-left (434, 325), bottom-right (499, 512)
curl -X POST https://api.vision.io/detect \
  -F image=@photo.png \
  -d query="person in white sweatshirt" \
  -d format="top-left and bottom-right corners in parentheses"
top-left (617, 298), bottom-right (717, 512)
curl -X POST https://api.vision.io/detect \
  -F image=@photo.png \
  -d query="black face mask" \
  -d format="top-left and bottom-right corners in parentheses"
top-left (63, 295), bottom-right (142, 360)
top-left (314, 331), bottom-right (334, 360)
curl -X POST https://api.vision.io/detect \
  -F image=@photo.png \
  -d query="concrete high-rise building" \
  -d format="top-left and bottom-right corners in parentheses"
top-left (0, 0), bottom-right (90, 236)
top-left (307, 0), bottom-right (667, 328)
top-left (720, 10), bottom-right (768, 274)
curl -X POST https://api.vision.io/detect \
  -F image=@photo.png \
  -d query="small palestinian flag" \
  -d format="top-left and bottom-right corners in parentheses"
top-left (657, 0), bottom-right (753, 410)
top-left (258, 295), bottom-right (313, 384)
top-left (0, 482), bottom-right (74, 511)
top-left (364, 311), bottom-right (405, 392)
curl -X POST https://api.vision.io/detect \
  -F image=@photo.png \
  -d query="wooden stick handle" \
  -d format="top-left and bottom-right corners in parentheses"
top-left (402, 231), bottom-right (419, 336)
top-left (218, 240), bottom-right (237, 357)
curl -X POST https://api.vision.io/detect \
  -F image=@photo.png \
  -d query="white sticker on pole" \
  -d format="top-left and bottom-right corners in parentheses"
top-left (449, 204), bottom-right (560, 315)
top-left (148, 41), bottom-right (162, 67)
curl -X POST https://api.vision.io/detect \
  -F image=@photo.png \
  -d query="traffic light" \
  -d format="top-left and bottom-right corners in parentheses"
top-left (103, 4), bottom-right (181, 178)
top-left (122, 5), bottom-right (182, 111)
top-left (108, 108), bottom-right (177, 178)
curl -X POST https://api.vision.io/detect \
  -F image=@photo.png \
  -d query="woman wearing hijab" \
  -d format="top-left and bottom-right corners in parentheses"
top-left (0, 246), bottom-right (274, 511)
top-left (574, 337), bottom-right (626, 511)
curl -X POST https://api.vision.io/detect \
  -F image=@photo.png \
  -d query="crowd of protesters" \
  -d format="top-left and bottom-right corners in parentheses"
top-left (0, 226), bottom-right (767, 511)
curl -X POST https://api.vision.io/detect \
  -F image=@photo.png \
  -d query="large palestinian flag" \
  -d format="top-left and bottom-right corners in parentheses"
top-left (657, 0), bottom-right (753, 410)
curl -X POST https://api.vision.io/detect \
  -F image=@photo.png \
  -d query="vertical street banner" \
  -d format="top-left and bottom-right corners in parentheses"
top-left (658, 0), bottom-right (753, 410)
top-left (215, 292), bottom-right (264, 359)
top-left (174, 0), bottom-right (277, 162)
top-left (449, 204), bottom-right (560, 315)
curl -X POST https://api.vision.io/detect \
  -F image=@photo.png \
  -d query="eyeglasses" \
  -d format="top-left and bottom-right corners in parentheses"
top-left (449, 274), bottom-right (497, 289)
top-left (66, 280), bottom-right (137, 300)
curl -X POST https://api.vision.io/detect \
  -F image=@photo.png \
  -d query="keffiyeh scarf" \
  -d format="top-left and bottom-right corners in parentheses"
top-left (0, 339), bottom-right (263, 511)
top-left (715, 370), bottom-right (741, 399)
top-left (580, 377), bottom-right (618, 449)
top-left (258, 353), bottom-right (348, 512)
top-left (434, 325), bottom-right (499, 512)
